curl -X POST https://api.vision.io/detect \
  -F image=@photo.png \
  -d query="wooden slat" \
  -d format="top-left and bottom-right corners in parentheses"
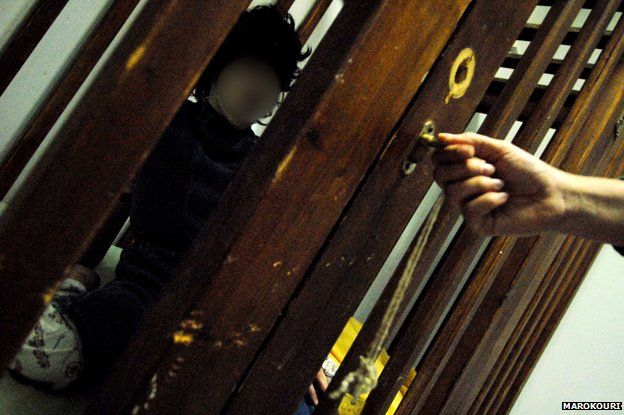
top-left (277, 0), bottom-right (297, 11)
top-left (472, 62), bottom-right (624, 415)
top-left (513, 0), bottom-right (620, 152)
top-left (0, 0), bottom-right (250, 371)
top-left (375, 1), bottom-right (621, 413)
top-left (224, 1), bottom-right (538, 414)
top-left (496, 239), bottom-right (602, 413)
top-left (0, 0), bottom-right (68, 95)
top-left (502, 53), bottom-right (594, 79)
top-left (0, 0), bottom-right (141, 199)
top-left (518, 23), bottom-right (614, 49)
top-left (479, 238), bottom-right (600, 413)
top-left (297, 0), bottom-right (334, 44)
top-left (479, 0), bottom-right (584, 141)
top-left (398, 5), bottom-right (624, 413)
top-left (86, 1), bottom-right (474, 414)
top-left (356, 0), bottom-right (578, 412)
top-left (478, 79), bottom-right (577, 129)
top-left (538, 0), bottom-right (624, 10)
top-left (290, 1), bottom-right (552, 413)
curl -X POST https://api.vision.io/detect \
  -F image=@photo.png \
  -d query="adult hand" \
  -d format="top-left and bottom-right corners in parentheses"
top-left (431, 132), bottom-right (568, 237)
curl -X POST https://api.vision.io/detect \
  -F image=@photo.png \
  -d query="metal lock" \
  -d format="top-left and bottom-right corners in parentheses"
top-left (402, 121), bottom-right (443, 175)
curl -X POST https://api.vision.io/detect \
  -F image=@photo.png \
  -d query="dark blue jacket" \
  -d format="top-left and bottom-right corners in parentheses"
top-left (56, 100), bottom-right (258, 382)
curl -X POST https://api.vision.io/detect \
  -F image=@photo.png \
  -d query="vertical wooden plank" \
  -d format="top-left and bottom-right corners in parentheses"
top-left (478, 0), bottom-right (585, 140)
top-left (227, 0), bottom-right (536, 413)
top-left (235, 0), bottom-right (552, 413)
top-left (386, 1), bottom-right (624, 414)
top-left (78, 192), bottom-right (132, 268)
top-left (350, 1), bottom-right (592, 413)
top-left (0, 0), bottom-right (69, 95)
top-left (277, 0), bottom-right (297, 11)
top-left (513, 0), bottom-right (624, 153)
top-left (0, 0), bottom-right (142, 199)
top-left (471, 63), bottom-right (624, 415)
top-left (0, 0), bottom-right (250, 371)
top-left (88, 1), bottom-right (475, 413)
top-left (297, 0), bottom-right (333, 44)
top-left (479, 238), bottom-right (599, 414)
top-left (411, 9), bottom-right (624, 413)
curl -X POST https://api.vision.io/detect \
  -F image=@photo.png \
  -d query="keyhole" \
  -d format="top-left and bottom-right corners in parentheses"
top-left (454, 58), bottom-right (470, 85)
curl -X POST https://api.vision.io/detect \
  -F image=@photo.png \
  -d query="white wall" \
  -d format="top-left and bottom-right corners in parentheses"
top-left (510, 245), bottom-right (624, 414)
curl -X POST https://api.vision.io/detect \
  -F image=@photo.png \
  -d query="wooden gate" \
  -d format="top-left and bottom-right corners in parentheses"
top-left (0, 0), bottom-right (622, 414)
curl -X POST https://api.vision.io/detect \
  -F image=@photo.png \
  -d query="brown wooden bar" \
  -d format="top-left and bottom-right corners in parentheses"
top-left (478, 80), bottom-right (577, 129)
top-left (341, 0), bottom-right (594, 412)
top-left (471, 61), bottom-right (624, 415)
top-left (0, 0), bottom-right (69, 95)
top-left (479, 0), bottom-right (584, 141)
top-left (479, 239), bottom-right (598, 413)
top-left (87, 1), bottom-right (475, 414)
top-left (374, 1), bottom-right (620, 413)
top-left (512, 0), bottom-right (620, 151)
top-left (518, 24), bottom-right (614, 49)
top-left (0, 0), bottom-right (141, 199)
top-left (538, 0), bottom-right (624, 10)
top-left (277, 0), bottom-right (297, 11)
top-left (496, 239), bottom-right (602, 413)
top-left (502, 53), bottom-right (594, 79)
top-left (297, 0), bottom-right (334, 44)
top-left (397, 5), bottom-right (624, 413)
top-left (0, 0), bottom-right (250, 372)
top-left (224, 1), bottom-right (538, 414)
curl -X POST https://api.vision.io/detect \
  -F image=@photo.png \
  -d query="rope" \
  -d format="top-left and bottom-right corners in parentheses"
top-left (330, 194), bottom-right (445, 404)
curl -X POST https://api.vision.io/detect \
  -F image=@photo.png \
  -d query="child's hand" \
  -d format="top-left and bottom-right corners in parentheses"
top-left (306, 367), bottom-right (329, 405)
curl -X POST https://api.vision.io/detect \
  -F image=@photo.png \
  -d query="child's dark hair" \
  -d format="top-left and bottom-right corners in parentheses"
top-left (195, 5), bottom-right (311, 101)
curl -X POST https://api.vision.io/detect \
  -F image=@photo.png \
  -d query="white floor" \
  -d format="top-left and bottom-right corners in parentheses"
top-left (0, 373), bottom-right (92, 415)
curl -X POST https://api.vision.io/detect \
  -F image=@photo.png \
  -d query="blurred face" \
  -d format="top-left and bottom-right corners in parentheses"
top-left (208, 57), bottom-right (282, 130)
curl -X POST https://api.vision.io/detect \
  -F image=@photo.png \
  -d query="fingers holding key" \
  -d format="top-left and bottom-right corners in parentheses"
top-left (433, 157), bottom-right (496, 188)
top-left (445, 176), bottom-right (505, 206)
top-left (431, 143), bottom-right (475, 165)
top-left (461, 191), bottom-right (510, 233)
